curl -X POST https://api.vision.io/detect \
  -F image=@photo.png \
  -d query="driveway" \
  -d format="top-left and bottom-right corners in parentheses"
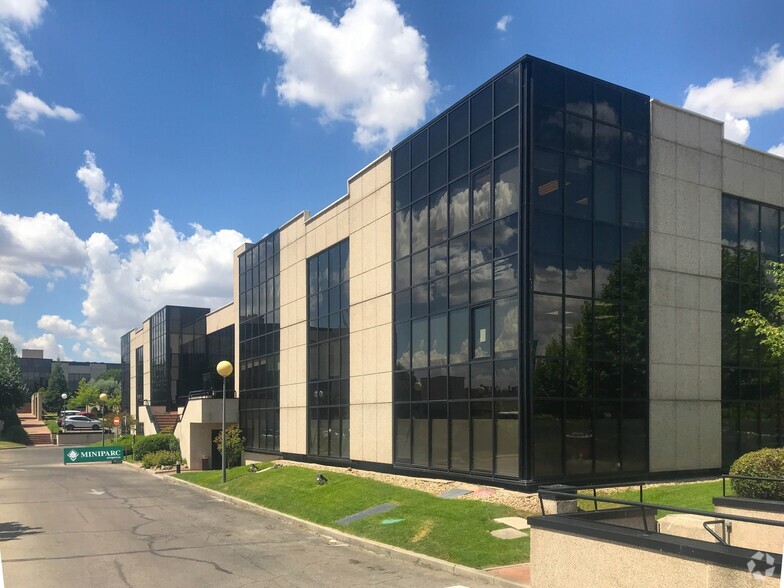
top-left (0, 447), bottom-right (487, 587)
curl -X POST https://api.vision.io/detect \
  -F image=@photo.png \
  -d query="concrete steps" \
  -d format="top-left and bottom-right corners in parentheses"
top-left (155, 412), bottom-right (179, 434)
top-left (27, 433), bottom-right (53, 446)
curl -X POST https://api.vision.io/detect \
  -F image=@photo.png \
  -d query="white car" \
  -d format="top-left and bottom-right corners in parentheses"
top-left (63, 415), bottom-right (102, 431)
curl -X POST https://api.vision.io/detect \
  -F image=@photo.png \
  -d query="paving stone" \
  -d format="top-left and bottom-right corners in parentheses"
top-left (490, 528), bottom-right (526, 540)
top-left (438, 488), bottom-right (472, 499)
top-left (381, 518), bottom-right (404, 525)
top-left (493, 516), bottom-right (529, 530)
top-left (337, 503), bottom-right (396, 526)
top-left (472, 488), bottom-right (496, 497)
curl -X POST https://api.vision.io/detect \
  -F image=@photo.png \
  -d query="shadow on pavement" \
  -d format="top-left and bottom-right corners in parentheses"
top-left (0, 521), bottom-right (42, 542)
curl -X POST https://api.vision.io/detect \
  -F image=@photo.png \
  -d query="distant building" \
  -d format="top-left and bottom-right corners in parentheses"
top-left (19, 348), bottom-right (122, 394)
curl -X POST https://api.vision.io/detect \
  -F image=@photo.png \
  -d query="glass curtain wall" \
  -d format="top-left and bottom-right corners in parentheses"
top-left (307, 240), bottom-right (350, 458)
top-left (238, 233), bottom-right (281, 453)
top-left (392, 64), bottom-right (522, 479)
top-left (135, 346), bottom-right (144, 405)
top-left (721, 195), bottom-right (784, 467)
top-left (529, 60), bottom-right (650, 481)
top-left (121, 332), bottom-right (131, 411)
top-left (150, 307), bottom-right (168, 406)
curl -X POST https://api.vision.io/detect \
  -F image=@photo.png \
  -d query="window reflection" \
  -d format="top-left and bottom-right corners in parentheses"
top-left (495, 297), bottom-right (518, 357)
top-left (430, 189), bottom-right (448, 244)
top-left (472, 305), bottom-right (491, 358)
top-left (449, 177), bottom-right (469, 236)
top-left (472, 167), bottom-right (492, 225)
top-left (533, 150), bottom-right (562, 213)
top-left (494, 150), bottom-right (520, 217)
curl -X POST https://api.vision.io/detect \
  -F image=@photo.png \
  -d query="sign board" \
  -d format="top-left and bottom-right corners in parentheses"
top-left (63, 446), bottom-right (123, 464)
top-left (113, 416), bottom-right (120, 426)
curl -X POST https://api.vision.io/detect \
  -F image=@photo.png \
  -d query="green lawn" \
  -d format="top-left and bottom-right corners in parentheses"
top-left (45, 419), bottom-right (59, 434)
top-left (177, 465), bottom-right (531, 568)
top-left (577, 480), bottom-right (724, 517)
top-left (0, 440), bottom-right (24, 450)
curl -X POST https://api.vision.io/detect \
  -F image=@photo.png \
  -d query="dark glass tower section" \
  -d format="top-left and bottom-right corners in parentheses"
top-left (180, 319), bottom-right (235, 399)
top-left (149, 306), bottom-right (210, 409)
top-left (721, 195), bottom-right (784, 467)
top-left (135, 346), bottom-right (144, 406)
top-left (238, 232), bottom-right (281, 453)
top-left (120, 331), bottom-right (131, 411)
top-left (307, 240), bottom-right (350, 458)
top-left (391, 56), bottom-right (650, 484)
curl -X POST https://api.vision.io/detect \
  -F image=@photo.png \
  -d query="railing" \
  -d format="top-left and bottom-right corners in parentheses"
top-left (721, 474), bottom-right (784, 497)
top-left (538, 486), bottom-right (784, 540)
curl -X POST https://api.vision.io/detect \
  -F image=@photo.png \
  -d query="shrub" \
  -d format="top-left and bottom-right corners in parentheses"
top-left (0, 424), bottom-right (30, 445)
top-left (142, 450), bottom-right (184, 469)
top-left (214, 426), bottom-right (245, 468)
top-left (114, 434), bottom-right (143, 456)
top-left (133, 433), bottom-right (179, 461)
top-left (730, 448), bottom-right (784, 500)
top-left (0, 408), bottom-right (22, 430)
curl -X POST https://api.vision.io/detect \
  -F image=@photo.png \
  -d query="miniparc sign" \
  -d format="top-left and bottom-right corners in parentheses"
top-left (63, 446), bottom-right (123, 464)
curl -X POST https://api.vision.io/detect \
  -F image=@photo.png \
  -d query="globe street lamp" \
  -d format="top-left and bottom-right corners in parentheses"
top-left (216, 361), bottom-right (233, 484)
top-left (99, 392), bottom-right (108, 447)
top-left (60, 393), bottom-right (68, 432)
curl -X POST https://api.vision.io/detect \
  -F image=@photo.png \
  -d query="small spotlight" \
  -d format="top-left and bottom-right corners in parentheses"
top-left (316, 473), bottom-right (328, 485)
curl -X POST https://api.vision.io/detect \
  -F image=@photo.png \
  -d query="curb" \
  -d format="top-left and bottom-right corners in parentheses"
top-left (125, 463), bottom-right (527, 587)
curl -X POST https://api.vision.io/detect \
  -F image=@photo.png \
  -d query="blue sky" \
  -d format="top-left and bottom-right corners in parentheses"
top-left (0, 0), bottom-right (783, 362)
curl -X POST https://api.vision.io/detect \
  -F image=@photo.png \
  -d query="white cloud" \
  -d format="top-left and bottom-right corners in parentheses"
top-left (37, 314), bottom-right (90, 339)
top-left (23, 332), bottom-right (67, 360)
top-left (683, 45), bottom-right (784, 144)
top-left (0, 0), bottom-right (47, 28)
top-left (0, 24), bottom-right (37, 74)
top-left (0, 268), bottom-right (30, 303)
top-left (0, 318), bottom-right (22, 348)
top-left (5, 89), bottom-right (81, 130)
top-left (260, 0), bottom-right (433, 148)
top-left (0, 0), bottom-right (46, 79)
top-left (124, 234), bottom-right (140, 245)
top-left (770, 142), bottom-right (784, 157)
top-left (76, 150), bottom-right (123, 221)
top-left (496, 15), bottom-right (512, 32)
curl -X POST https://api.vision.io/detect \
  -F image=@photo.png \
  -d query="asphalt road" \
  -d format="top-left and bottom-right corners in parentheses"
top-left (0, 447), bottom-right (486, 588)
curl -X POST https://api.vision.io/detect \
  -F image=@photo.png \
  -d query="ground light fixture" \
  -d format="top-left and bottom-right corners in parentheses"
top-left (216, 360), bottom-right (233, 484)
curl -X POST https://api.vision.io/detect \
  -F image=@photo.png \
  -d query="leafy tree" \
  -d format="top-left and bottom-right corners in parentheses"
top-left (43, 363), bottom-right (69, 412)
top-left (66, 377), bottom-right (121, 413)
top-left (214, 426), bottom-right (245, 468)
top-left (0, 336), bottom-right (27, 411)
top-left (734, 260), bottom-right (784, 359)
top-left (101, 369), bottom-right (121, 383)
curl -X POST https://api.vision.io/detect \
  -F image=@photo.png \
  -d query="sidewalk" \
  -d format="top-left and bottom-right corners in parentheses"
top-left (18, 411), bottom-right (54, 446)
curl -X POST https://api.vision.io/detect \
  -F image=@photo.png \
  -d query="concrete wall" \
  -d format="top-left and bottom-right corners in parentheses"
top-left (715, 503), bottom-right (784, 553)
top-left (206, 302), bottom-right (234, 334)
top-left (177, 398), bottom-right (239, 469)
top-left (648, 102), bottom-right (784, 472)
top-left (270, 152), bottom-right (394, 462)
top-left (531, 527), bottom-right (777, 587)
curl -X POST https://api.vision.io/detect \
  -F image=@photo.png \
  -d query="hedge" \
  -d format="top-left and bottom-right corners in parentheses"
top-left (730, 447), bottom-right (784, 501)
top-left (142, 450), bottom-right (184, 469)
top-left (133, 433), bottom-right (179, 461)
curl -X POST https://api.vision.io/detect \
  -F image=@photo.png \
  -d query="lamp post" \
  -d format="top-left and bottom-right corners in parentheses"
top-left (60, 393), bottom-right (67, 433)
top-left (216, 361), bottom-right (233, 484)
top-left (99, 392), bottom-right (108, 447)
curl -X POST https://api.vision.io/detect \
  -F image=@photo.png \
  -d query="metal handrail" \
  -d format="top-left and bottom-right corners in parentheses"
top-left (537, 487), bottom-right (784, 538)
top-left (722, 474), bottom-right (784, 497)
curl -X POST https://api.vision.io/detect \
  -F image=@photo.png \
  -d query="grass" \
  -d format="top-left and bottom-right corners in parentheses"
top-left (0, 440), bottom-right (25, 450)
top-left (577, 479), bottom-right (724, 517)
top-left (45, 419), bottom-right (59, 434)
top-left (177, 465), bottom-right (531, 568)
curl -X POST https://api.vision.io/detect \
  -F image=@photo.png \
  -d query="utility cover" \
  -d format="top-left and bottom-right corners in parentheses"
top-left (337, 503), bottom-right (397, 525)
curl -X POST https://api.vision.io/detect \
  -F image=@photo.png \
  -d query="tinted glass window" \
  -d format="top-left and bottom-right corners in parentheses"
top-left (722, 197), bottom-right (739, 247)
top-left (395, 257), bottom-right (410, 290)
top-left (471, 86), bottom-right (493, 131)
top-left (534, 106), bottom-right (563, 150)
top-left (430, 277), bottom-right (448, 314)
top-left (411, 250), bottom-right (428, 285)
top-left (495, 150), bottom-right (520, 217)
top-left (429, 116), bottom-right (448, 156)
top-left (532, 149), bottom-right (563, 213)
top-left (594, 163), bottom-right (619, 224)
top-left (622, 131), bottom-right (647, 171)
top-left (595, 83), bottom-right (621, 126)
top-left (411, 163), bottom-right (428, 202)
top-left (449, 177), bottom-right (470, 236)
top-left (470, 224), bottom-right (493, 265)
top-left (494, 255), bottom-right (518, 297)
top-left (621, 170), bottom-right (647, 228)
top-left (535, 63), bottom-right (564, 108)
top-left (449, 138), bottom-right (469, 181)
top-left (449, 307), bottom-right (469, 363)
top-left (411, 199), bottom-right (428, 253)
top-left (430, 151), bottom-right (448, 191)
top-left (494, 107), bottom-right (518, 156)
top-left (595, 122), bottom-right (620, 163)
top-left (449, 234), bottom-right (470, 273)
top-left (565, 114), bottom-right (592, 158)
top-left (470, 263), bottom-right (492, 303)
top-left (564, 217), bottom-right (592, 259)
top-left (565, 157), bottom-right (592, 219)
top-left (394, 142), bottom-right (410, 178)
top-left (449, 101), bottom-right (469, 142)
top-left (534, 254), bottom-right (563, 294)
top-left (471, 123), bottom-right (493, 170)
top-left (533, 294), bottom-right (562, 353)
top-left (430, 189), bottom-right (448, 244)
top-left (494, 66), bottom-right (519, 114)
top-left (565, 73), bottom-right (593, 117)
top-left (430, 243), bottom-right (448, 278)
top-left (395, 175), bottom-right (410, 210)
top-left (532, 212), bottom-right (563, 256)
top-left (472, 305), bottom-right (492, 358)
top-left (472, 167), bottom-right (492, 225)
top-left (740, 201), bottom-right (759, 251)
top-left (411, 318), bottom-right (428, 369)
top-left (449, 271), bottom-right (469, 307)
top-left (494, 214), bottom-right (518, 257)
top-left (622, 93), bottom-right (649, 134)
top-left (411, 132), bottom-right (428, 168)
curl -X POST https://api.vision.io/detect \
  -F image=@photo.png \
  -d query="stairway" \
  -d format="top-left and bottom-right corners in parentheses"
top-left (154, 411), bottom-right (179, 434)
top-left (27, 433), bottom-right (53, 446)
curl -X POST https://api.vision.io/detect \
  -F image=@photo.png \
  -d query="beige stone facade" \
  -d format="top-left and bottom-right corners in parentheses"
top-left (649, 100), bottom-right (784, 472)
top-left (243, 153), bottom-right (394, 463)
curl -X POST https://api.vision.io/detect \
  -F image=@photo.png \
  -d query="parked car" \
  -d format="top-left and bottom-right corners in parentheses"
top-left (58, 410), bottom-right (81, 427)
top-left (63, 415), bottom-right (102, 431)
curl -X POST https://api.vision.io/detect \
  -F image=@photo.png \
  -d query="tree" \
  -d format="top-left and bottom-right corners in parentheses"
top-left (66, 377), bottom-right (121, 413)
top-left (43, 363), bottom-right (69, 412)
top-left (0, 336), bottom-right (27, 411)
top-left (101, 369), bottom-right (121, 383)
top-left (734, 260), bottom-right (784, 359)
